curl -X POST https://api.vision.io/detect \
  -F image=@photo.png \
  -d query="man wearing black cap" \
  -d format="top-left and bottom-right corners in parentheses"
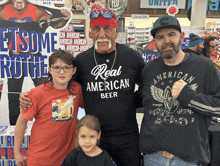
top-left (137, 15), bottom-right (220, 166)
top-left (183, 33), bottom-right (204, 56)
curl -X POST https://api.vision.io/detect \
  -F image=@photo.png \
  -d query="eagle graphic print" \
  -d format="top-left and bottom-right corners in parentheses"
top-left (150, 71), bottom-right (198, 126)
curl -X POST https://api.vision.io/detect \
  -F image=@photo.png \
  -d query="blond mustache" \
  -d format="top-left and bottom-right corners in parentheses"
top-left (95, 39), bottom-right (112, 50)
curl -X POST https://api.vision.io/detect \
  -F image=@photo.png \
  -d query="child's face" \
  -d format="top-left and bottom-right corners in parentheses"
top-left (78, 126), bottom-right (101, 156)
top-left (48, 59), bottom-right (76, 89)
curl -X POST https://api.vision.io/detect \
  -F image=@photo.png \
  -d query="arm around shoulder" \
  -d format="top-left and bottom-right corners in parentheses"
top-left (19, 91), bottom-right (32, 110)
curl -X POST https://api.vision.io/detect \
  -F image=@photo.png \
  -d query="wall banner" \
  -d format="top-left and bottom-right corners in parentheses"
top-left (140, 0), bottom-right (186, 9)
top-left (0, 0), bottom-right (89, 125)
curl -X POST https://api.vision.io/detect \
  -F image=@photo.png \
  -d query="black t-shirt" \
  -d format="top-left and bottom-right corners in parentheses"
top-left (61, 148), bottom-right (113, 166)
top-left (75, 43), bottom-right (145, 136)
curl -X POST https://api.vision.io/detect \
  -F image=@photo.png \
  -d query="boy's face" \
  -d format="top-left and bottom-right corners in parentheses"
top-left (48, 59), bottom-right (75, 89)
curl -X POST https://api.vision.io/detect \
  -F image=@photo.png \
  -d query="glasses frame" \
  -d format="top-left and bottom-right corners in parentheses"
top-left (209, 46), bottom-right (215, 49)
top-left (51, 66), bottom-right (73, 73)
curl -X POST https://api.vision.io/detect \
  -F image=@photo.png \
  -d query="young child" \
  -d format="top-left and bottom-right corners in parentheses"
top-left (61, 115), bottom-right (114, 166)
top-left (14, 50), bottom-right (84, 166)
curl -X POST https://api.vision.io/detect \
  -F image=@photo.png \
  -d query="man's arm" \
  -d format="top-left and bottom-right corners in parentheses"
top-left (52, 8), bottom-right (71, 29)
top-left (19, 91), bottom-right (32, 110)
top-left (36, 7), bottom-right (71, 29)
top-left (36, 7), bottom-right (51, 21)
top-left (172, 66), bottom-right (220, 117)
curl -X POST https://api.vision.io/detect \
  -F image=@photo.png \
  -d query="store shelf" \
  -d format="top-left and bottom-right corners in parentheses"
top-left (125, 26), bottom-right (152, 49)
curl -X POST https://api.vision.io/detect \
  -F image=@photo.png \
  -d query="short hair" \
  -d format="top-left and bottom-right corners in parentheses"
top-left (43, 50), bottom-right (76, 94)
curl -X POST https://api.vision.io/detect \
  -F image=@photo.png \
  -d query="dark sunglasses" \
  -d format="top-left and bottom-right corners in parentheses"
top-left (209, 46), bottom-right (215, 49)
top-left (90, 10), bottom-right (116, 20)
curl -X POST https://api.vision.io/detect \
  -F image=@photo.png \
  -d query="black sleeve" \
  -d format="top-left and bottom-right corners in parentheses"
top-left (103, 151), bottom-right (114, 166)
top-left (61, 149), bottom-right (77, 166)
top-left (133, 50), bottom-right (145, 108)
top-left (134, 61), bottom-right (146, 108)
top-left (134, 51), bottom-right (145, 85)
top-left (134, 90), bottom-right (143, 108)
top-left (73, 55), bottom-right (83, 85)
top-left (177, 61), bottom-right (220, 117)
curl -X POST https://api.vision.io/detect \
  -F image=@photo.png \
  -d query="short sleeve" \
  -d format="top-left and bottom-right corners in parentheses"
top-left (21, 90), bottom-right (38, 121)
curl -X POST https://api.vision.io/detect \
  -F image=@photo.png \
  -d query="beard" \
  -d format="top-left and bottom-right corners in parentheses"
top-left (95, 38), bottom-right (112, 50)
top-left (196, 45), bottom-right (203, 54)
top-left (157, 39), bottom-right (182, 59)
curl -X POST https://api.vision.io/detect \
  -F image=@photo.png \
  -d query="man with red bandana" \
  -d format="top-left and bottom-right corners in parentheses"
top-left (0, 0), bottom-right (71, 125)
top-left (20, 8), bottom-right (145, 166)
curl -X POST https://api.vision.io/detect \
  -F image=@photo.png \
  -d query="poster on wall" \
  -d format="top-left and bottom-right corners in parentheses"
top-left (0, 0), bottom-right (88, 125)
top-left (59, 19), bottom-right (92, 57)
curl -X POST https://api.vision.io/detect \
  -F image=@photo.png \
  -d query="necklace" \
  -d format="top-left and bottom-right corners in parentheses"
top-left (94, 47), bottom-right (117, 90)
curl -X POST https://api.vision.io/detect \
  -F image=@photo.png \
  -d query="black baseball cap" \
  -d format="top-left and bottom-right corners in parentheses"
top-left (151, 15), bottom-right (181, 38)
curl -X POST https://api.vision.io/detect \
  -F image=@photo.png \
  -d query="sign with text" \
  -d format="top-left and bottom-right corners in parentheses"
top-left (131, 14), bottom-right (149, 19)
top-left (140, 0), bottom-right (186, 9)
top-left (188, 0), bottom-right (220, 11)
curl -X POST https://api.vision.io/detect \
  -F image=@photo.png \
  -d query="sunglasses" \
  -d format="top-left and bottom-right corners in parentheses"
top-left (90, 10), bottom-right (116, 20)
top-left (209, 46), bottom-right (215, 49)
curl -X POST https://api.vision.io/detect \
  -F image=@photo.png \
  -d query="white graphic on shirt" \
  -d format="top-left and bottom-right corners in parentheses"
top-left (151, 86), bottom-right (179, 113)
top-left (150, 71), bottom-right (198, 126)
top-left (87, 64), bottom-right (130, 99)
top-left (51, 95), bottom-right (75, 122)
top-left (91, 64), bottom-right (122, 80)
